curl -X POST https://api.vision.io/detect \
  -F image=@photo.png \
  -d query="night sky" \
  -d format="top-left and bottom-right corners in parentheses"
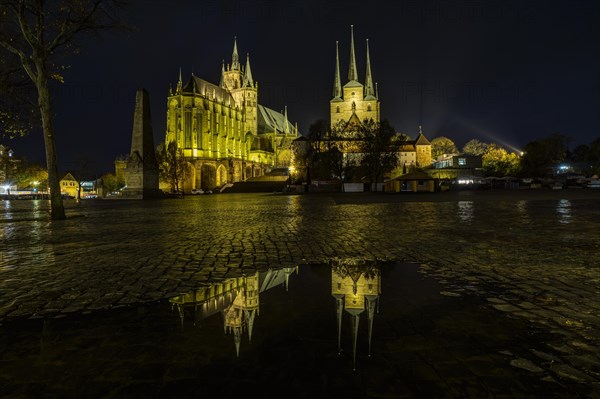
top-left (5, 0), bottom-right (600, 176)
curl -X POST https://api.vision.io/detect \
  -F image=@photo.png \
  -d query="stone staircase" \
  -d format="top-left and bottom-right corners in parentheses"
top-left (219, 171), bottom-right (290, 193)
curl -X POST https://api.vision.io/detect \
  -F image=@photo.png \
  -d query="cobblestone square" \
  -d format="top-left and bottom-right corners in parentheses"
top-left (1, 190), bottom-right (599, 397)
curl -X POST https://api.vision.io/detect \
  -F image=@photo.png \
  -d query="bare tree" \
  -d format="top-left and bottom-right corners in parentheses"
top-left (157, 140), bottom-right (191, 194)
top-left (0, 0), bottom-right (125, 219)
top-left (357, 119), bottom-right (402, 191)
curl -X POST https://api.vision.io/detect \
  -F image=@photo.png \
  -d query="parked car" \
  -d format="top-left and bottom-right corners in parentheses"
top-left (191, 188), bottom-right (204, 194)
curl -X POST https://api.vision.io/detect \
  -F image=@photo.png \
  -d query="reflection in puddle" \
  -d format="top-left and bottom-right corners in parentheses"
top-left (171, 260), bottom-right (381, 371)
top-left (556, 199), bottom-right (571, 224)
top-left (171, 267), bottom-right (298, 357)
top-left (0, 262), bottom-right (588, 398)
top-left (331, 258), bottom-right (380, 371)
top-left (457, 201), bottom-right (474, 222)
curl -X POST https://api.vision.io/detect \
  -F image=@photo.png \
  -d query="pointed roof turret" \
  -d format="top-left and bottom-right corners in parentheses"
top-left (283, 106), bottom-right (289, 134)
top-left (243, 53), bottom-right (254, 87)
top-left (415, 125), bottom-right (431, 145)
top-left (364, 39), bottom-right (375, 98)
top-left (219, 60), bottom-right (225, 87)
top-left (232, 36), bottom-right (239, 70)
top-left (348, 25), bottom-right (358, 82)
top-left (176, 67), bottom-right (183, 93)
top-left (333, 41), bottom-right (342, 99)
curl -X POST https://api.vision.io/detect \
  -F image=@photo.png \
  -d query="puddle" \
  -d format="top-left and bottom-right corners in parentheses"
top-left (0, 262), bottom-right (591, 398)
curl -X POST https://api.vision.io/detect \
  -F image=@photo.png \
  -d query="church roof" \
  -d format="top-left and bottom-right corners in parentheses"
top-left (183, 76), bottom-right (235, 105)
top-left (415, 132), bottom-right (431, 145)
top-left (343, 80), bottom-right (363, 88)
top-left (257, 105), bottom-right (295, 135)
top-left (391, 169), bottom-right (434, 181)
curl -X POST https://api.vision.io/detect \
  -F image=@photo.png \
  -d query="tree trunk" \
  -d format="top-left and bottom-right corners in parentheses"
top-left (35, 60), bottom-right (66, 220)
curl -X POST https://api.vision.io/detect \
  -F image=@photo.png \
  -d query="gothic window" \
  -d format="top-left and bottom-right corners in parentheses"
top-left (367, 105), bottom-right (372, 112)
top-left (184, 112), bottom-right (192, 148)
top-left (336, 106), bottom-right (340, 113)
top-left (351, 92), bottom-right (355, 96)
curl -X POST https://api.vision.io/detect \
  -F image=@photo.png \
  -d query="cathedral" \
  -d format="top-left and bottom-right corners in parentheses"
top-left (329, 26), bottom-right (432, 173)
top-left (330, 25), bottom-right (380, 131)
top-left (165, 38), bottom-right (299, 191)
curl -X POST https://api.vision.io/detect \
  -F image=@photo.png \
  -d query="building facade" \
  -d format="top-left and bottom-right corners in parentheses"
top-left (396, 126), bottom-right (433, 173)
top-left (330, 25), bottom-right (380, 132)
top-left (327, 27), bottom-right (432, 180)
top-left (165, 38), bottom-right (299, 191)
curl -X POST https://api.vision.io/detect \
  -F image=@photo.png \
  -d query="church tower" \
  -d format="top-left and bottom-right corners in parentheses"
top-left (222, 37), bottom-right (258, 136)
top-left (330, 26), bottom-right (380, 130)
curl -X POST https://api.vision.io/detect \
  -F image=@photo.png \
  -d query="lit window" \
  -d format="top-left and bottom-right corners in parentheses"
top-left (458, 158), bottom-right (466, 166)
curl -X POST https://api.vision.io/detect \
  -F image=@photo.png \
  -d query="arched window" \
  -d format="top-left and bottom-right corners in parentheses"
top-left (336, 106), bottom-right (340, 113)
top-left (367, 105), bottom-right (372, 112)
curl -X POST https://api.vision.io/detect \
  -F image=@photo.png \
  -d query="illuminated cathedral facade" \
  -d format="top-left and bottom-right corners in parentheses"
top-left (329, 26), bottom-right (432, 174)
top-left (330, 26), bottom-right (380, 131)
top-left (165, 38), bottom-right (299, 191)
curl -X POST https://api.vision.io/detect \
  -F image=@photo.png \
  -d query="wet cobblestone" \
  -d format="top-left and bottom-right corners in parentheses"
top-left (1, 189), bottom-right (600, 394)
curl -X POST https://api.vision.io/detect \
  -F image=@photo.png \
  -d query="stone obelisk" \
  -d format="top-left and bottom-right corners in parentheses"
top-left (121, 88), bottom-right (162, 199)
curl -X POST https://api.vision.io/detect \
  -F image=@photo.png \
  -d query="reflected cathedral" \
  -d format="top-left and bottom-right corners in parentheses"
top-left (170, 261), bottom-right (382, 371)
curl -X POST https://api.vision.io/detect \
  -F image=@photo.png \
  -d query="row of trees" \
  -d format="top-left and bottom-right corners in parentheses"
top-left (292, 119), bottom-right (403, 190)
top-left (429, 134), bottom-right (599, 178)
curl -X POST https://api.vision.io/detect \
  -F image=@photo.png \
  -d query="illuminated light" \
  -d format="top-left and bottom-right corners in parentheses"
top-left (457, 179), bottom-right (474, 184)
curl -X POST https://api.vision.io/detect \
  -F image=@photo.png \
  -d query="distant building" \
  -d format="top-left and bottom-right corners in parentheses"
top-left (385, 169), bottom-right (437, 193)
top-left (59, 172), bottom-right (79, 198)
top-left (428, 154), bottom-right (483, 181)
top-left (165, 38), bottom-right (299, 191)
top-left (0, 144), bottom-right (21, 191)
top-left (393, 126), bottom-right (433, 177)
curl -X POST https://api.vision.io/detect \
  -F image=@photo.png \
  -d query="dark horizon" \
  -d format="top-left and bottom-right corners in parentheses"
top-left (4, 0), bottom-right (600, 176)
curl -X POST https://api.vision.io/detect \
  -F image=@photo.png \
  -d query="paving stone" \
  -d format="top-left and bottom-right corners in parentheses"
top-left (510, 358), bottom-right (544, 373)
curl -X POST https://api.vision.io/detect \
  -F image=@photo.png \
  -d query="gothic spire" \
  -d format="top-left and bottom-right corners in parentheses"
top-left (244, 53), bottom-right (254, 87)
top-left (364, 39), bottom-right (375, 97)
top-left (348, 25), bottom-right (358, 82)
top-left (220, 59), bottom-right (225, 87)
top-left (284, 105), bottom-right (289, 134)
top-left (333, 41), bottom-right (342, 99)
top-left (176, 67), bottom-right (182, 93)
top-left (232, 36), bottom-right (239, 70)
